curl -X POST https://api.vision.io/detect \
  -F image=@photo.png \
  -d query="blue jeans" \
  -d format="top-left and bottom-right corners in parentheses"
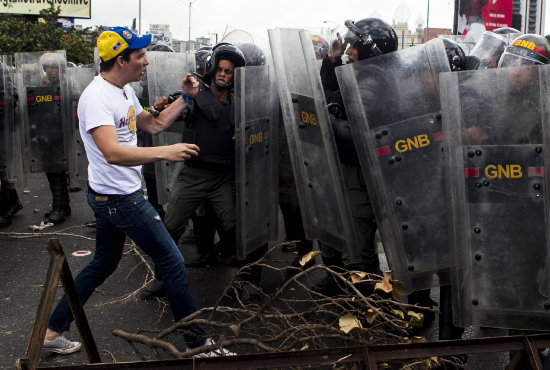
top-left (48, 187), bottom-right (207, 348)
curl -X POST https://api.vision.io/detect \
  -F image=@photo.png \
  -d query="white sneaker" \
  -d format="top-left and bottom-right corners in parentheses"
top-left (193, 338), bottom-right (236, 357)
top-left (43, 335), bottom-right (82, 354)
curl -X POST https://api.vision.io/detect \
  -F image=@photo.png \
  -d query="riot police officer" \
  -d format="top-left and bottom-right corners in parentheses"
top-left (0, 63), bottom-right (22, 228)
top-left (40, 53), bottom-right (71, 224)
top-left (147, 43), bottom-right (250, 291)
top-left (315, 18), bottom-right (398, 294)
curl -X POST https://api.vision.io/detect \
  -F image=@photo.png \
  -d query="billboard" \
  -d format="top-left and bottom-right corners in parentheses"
top-left (0, 0), bottom-right (91, 19)
top-left (149, 24), bottom-right (171, 46)
top-left (457, 0), bottom-right (513, 35)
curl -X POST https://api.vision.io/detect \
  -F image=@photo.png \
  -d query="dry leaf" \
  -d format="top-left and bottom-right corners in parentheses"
top-left (391, 280), bottom-right (406, 300)
top-left (392, 309), bottom-right (405, 319)
top-left (299, 251), bottom-right (321, 266)
top-left (364, 309), bottom-right (377, 324)
top-left (351, 271), bottom-right (368, 283)
top-left (406, 311), bottom-right (425, 329)
top-left (375, 270), bottom-right (393, 293)
top-left (431, 356), bottom-right (441, 366)
top-left (300, 343), bottom-right (309, 351)
top-left (412, 336), bottom-right (427, 343)
top-left (339, 314), bottom-right (363, 334)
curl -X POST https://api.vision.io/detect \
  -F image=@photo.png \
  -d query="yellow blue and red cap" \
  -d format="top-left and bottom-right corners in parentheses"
top-left (97, 27), bottom-right (151, 62)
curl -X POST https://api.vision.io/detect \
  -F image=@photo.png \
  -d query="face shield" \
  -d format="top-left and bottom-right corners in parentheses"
top-left (469, 31), bottom-right (507, 69)
top-left (328, 25), bottom-right (350, 63)
top-left (498, 45), bottom-right (550, 68)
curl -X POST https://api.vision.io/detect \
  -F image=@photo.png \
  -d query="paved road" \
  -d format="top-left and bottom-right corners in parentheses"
top-left (0, 172), bottom-right (513, 368)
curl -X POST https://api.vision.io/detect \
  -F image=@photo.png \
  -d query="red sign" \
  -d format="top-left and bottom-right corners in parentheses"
top-left (458, 0), bottom-right (513, 35)
top-left (481, 0), bottom-right (513, 30)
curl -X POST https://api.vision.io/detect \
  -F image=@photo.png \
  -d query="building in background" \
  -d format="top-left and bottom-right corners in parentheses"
top-left (424, 28), bottom-right (454, 42)
top-left (392, 1), bottom-right (425, 48)
top-left (512, 0), bottom-right (546, 34)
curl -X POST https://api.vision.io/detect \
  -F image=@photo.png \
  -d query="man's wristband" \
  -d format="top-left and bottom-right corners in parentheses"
top-left (181, 93), bottom-right (193, 105)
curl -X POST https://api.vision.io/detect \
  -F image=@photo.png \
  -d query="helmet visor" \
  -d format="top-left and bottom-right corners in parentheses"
top-left (498, 51), bottom-right (544, 68)
top-left (469, 32), bottom-right (506, 69)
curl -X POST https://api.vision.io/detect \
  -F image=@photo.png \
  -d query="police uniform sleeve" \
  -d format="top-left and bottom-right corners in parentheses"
top-left (320, 55), bottom-right (343, 92)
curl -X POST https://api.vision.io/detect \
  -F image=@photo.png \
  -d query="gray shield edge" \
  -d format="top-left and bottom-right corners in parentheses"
top-left (234, 64), bottom-right (279, 260)
top-left (0, 56), bottom-right (24, 188)
top-left (268, 28), bottom-right (358, 260)
top-left (335, 39), bottom-right (452, 292)
top-left (147, 52), bottom-right (195, 205)
top-left (15, 50), bottom-right (70, 174)
top-left (441, 65), bottom-right (550, 330)
top-left (66, 66), bottom-right (95, 189)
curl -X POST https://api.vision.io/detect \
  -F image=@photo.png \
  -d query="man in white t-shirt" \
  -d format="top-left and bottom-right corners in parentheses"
top-left (42, 27), bottom-right (233, 357)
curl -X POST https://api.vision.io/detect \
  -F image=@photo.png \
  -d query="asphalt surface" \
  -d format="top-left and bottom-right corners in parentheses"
top-left (0, 172), bottom-right (512, 369)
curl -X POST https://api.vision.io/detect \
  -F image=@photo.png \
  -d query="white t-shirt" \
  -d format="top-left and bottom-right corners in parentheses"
top-left (78, 75), bottom-right (144, 195)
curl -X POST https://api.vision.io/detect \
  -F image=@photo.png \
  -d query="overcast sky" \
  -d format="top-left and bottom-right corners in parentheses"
top-left (75, 0), bottom-right (457, 45)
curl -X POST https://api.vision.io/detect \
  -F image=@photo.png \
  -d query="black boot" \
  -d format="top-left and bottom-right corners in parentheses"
top-left (141, 265), bottom-right (166, 299)
top-left (46, 172), bottom-right (71, 224)
top-left (408, 288), bottom-right (438, 334)
top-left (235, 245), bottom-right (267, 303)
top-left (438, 285), bottom-right (465, 340)
top-left (0, 214), bottom-right (10, 228)
top-left (0, 180), bottom-right (12, 227)
top-left (5, 186), bottom-right (22, 217)
top-left (218, 227), bottom-right (238, 265)
top-left (186, 213), bottom-right (218, 267)
top-left (311, 254), bottom-right (346, 296)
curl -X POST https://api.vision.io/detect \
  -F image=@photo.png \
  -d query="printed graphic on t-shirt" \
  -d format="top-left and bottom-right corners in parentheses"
top-left (119, 106), bottom-right (137, 133)
top-left (128, 106), bottom-right (136, 133)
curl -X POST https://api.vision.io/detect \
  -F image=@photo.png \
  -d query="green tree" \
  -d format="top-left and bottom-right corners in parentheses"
top-left (0, 3), bottom-right (96, 64)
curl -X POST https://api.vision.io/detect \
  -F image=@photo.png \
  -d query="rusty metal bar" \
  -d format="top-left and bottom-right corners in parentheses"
top-left (18, 242), bottom-right (65, 370)
top-left (367, 334), bottom-right (550, 362)
top-left (48, 239), bottom-right (102, 364)
top-left (507, 350), bottom-right (526, 370)
top-left (31, 347), bottom-right (367, 369)
top-left (524, 336), bottom-right (543, 370)
top-left (28, 334), bottom-right (550, 370)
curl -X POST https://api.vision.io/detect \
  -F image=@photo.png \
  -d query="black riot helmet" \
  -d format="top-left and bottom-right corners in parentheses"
top-left (498, 34), bottom-right (550, 68)
top-left (493, 27), bottom-right (523, 44)
top-left (343, 18), bottom-right (398, 60)
top-left (194, 46), bottom-right (212, 77)
top-left (238, 43), bottom-right (266, 66)
top-left (204, 42), bottom-right (246, 80)
top-left (441, 38), bottom-right (467, 71)
top-left (149, 43), bottom-right (174, 52)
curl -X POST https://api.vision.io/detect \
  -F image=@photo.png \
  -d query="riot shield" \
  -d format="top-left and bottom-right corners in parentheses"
top-left (441, 65), bottom-right (550, 330)
top-left (0, 56), bottom-right (23, 188)
top-left (469, 31), bottom-right (507, 69)
top-left (335, 39), bottom-right (451, 291)
top-left (234, 65), bottom-right (279, 259)
top-left (65, 66), bottom-right (95, 189)
top-left (146, 52), bottom-right (195, 205)
top-left (268, 28), bottom-right (358, 260)
top-left (15, 51), bottom-right (70, 173)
